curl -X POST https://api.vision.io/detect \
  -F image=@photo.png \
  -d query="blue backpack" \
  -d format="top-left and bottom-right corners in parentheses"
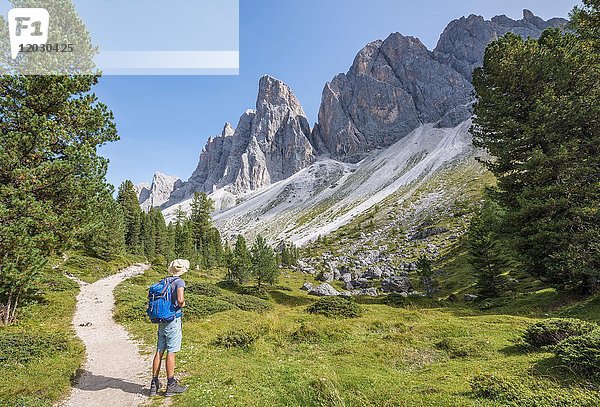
top-left (147, 277), bottom-right (182, 323)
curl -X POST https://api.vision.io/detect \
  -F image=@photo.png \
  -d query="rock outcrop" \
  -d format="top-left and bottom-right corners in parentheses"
top-left (165, 75), bottom-right (315, 205)
top-left (136, 173), bottom-right (182, 211)
top-left (433, 9), bottom-right (566, 81)
top-left (311, 10), bottom-right (567, 163)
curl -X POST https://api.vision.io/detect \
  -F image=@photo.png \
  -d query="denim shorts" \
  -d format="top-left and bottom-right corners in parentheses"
top-left (157, 316), bottom-right (182, 353)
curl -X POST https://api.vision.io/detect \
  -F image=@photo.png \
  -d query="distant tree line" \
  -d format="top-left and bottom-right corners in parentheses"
top-left (467, 0), bottom-right (599, 296)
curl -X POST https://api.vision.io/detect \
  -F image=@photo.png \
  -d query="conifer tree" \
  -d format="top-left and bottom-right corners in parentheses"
top-left (472, 2), bottom-right (599, 292)
top-left (466, 199), bottom-right (512, 298)
top-left (251, 235), bottom-right (279, 289)
top-left (229, 235), bottom-right (252, 284)
top-left (79, 191), bottom-right (126, 261)
top-left (0, 74), bottom-right (117, 323)
top-left (117, 180), bottom-right (142, 254)
top-left (173, 207), bottom-right (194, 260)
top-left (416, 255), bottom-right (437, 297)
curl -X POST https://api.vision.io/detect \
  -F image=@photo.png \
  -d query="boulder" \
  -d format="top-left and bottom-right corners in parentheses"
top-left (301, 282), bottom-right (313, 291)
top-left (308, 283), bottom-right (340, 297)
top-left (381, 276), bottom-right (413, 293)
top-left (318, 272), bottom-right (334, 283)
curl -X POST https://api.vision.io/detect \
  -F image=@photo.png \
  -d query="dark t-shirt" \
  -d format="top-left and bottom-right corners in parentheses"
top-left (168, 276), bottom-right (185, 308)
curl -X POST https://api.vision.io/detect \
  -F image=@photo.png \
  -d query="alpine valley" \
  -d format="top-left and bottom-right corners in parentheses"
top-left (137, 10), bottom-right (565, 249)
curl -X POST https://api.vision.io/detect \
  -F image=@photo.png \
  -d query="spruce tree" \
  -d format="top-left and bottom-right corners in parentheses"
top-left (466, 199), bottom-right (512, 298)
top-left (173, 207), bottom-right (194, 260)
top-left (230, 235), bottom-right (252, 284)
top-left (0, 75), bottom-right (117, 323)
top-left (416, 255), bottom-right (437, 297)
top-left (117, 180), bottom-right (142, 254)
top-left (79, 191), bottom-right (126, 261)
top-left (472, 3), bottom-right (599, 292)
top-left (251, 235), bottom-right (279, 289)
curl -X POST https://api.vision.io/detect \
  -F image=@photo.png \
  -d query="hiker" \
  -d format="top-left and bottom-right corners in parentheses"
top-left (149, 259), bottom-right (189, 397)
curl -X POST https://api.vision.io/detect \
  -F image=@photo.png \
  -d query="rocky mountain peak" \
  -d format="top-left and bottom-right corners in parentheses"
top-left (257, 75), bottom-right (307, 118)
top-left (311, 10), bottom-right (567, 163)
top-left (162, 76), bottom-right (315, 208)
top-left (136, 172), bottom-right (182, 211)
top-left (222, 122), bottom-right (235, 137)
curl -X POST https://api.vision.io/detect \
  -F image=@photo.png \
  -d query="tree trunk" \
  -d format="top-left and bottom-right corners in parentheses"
top-left (10, 290), bottom-right (20, 323)
top-left (3, 289), bottom-right (13, 325)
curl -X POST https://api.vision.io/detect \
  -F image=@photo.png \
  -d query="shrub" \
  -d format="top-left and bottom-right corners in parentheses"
top-left (523, 318), bottom-right (597, 347)
top-left (554, 329), bottom-right (600, 374)
top-left (212, 329), bottom-right (258, 349)
top-left (222, 293), bottom-right (272, 313)
top-left (471, 373), bottom-right (524, 403)
top-left (184, 294), bottom-right (234, 319)
top-left (0, 333), bottom-right (69, 365)
top-left (216, 281), bottom-right (271, 299)
top-left (306, 296), bottom-right (363, 319)
top-left (471, 373), bottom-right (600, 406)
top-left (186, 282), bottom-right (221, 297)
top-left (40, 271), bottom-right (79, 292)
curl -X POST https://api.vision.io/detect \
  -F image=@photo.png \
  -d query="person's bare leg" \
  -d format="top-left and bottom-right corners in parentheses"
top-left (166, 352), bottom-right (176, 379)
top-left (152, 350), bottom-right (164, 377)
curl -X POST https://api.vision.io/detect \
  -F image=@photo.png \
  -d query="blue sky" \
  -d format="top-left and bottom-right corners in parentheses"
top-left (91, 0), bottom-right (579, 188)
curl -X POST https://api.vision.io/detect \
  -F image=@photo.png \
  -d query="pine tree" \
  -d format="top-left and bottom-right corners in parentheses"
top-left (466, 199), bottom-right (512, 298)
top-left (173, 207), bottom-right (194, 260)
top-left (229, 235), bottom-right (252, 284)
top-left (472, 3), bottom-right (599, 292)
top-left (416, 255), bottom-right (437, 297)
top-left (0, 74), bottom-right (118, 323)
top-left (190, 192), bottom-right (214, 260)
top-left (251, 235), bottom-right (279, 289)
top-left (79, 191), bottom-right (126, 261)
top-left (117, 180), bottom-right (142, 255)
top-left (149, 208), bottom-right (168, 260)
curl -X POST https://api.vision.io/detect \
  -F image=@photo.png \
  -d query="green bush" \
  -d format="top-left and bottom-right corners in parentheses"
top-left (222, 293), bottom-right (272, 313)
top-left (471, 373), bottom-right (600, 406)
top-left (39, 271), bottom-right (79, 292)
top-left (186, 282), bottom-right (222, 297)
top-left (306, 296), bottom-right (363, 319)
top-left (0, 333), bottom-right (69, 365)
top-left (212, 329), bottom-right (258, 349)
top-left (184, 294), bottom-right (234, 319)
top-left (216, 281), bottom-right (271, 299)
top-left (554, 329), bottom-right (600, 374)
top-left (523, 318), bottom-right (597, 347)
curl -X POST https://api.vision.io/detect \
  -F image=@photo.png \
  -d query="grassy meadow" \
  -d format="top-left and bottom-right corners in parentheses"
top-left (0, 252), bottom-right (143, 406)
top-left (115, 265), bottom-right (600, 406)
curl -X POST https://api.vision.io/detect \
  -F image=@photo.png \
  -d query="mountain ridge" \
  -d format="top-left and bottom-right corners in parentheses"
top-left (136, 9), bottom-right (566, 245)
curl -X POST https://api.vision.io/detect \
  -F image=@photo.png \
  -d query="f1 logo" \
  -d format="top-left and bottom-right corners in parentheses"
top-left (8, 8), bottom-right (49, 59)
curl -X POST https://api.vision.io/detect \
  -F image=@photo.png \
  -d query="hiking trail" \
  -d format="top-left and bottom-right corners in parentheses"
top-left (60, 263), bottom-right (153, 407)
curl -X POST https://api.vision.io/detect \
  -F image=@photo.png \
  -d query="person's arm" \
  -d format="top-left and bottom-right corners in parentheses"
top-left (176, 287), bottom-right (185, 307)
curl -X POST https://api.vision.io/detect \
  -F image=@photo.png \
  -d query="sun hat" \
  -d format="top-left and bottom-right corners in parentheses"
top-left (168, 259), bottom-right (190, 276)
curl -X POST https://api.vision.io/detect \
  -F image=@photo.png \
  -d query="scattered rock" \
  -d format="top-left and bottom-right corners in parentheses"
top-left (301, 282), bottom-right (313, 291)
top-left (308, 283), bottom-right (340, 297)
top-left (464, 294), bottom-right (479, 301)
top-left (381, 276), bottom-right (413, 293)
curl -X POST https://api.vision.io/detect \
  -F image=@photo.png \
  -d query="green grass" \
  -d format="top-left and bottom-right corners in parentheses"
top-left (56, 251), bottom-right (146, 284)
top-left (0, 253), bottom-right (144, 406)
top-left (116, 266), bottom-right (600, 406)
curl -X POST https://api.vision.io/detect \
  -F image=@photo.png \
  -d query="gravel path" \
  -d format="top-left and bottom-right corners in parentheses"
top-left (60, 263), bottom-right (152, 407)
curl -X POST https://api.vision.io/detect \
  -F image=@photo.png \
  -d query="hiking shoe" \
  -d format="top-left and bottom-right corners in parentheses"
top-left (149, 379), bottom-right (161, 397)
top-left (165, 380), bottom-right (188, 397)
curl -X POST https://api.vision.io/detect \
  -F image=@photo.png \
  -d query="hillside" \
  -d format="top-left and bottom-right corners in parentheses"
top-left (136, 10), bottom-right (566, 247)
